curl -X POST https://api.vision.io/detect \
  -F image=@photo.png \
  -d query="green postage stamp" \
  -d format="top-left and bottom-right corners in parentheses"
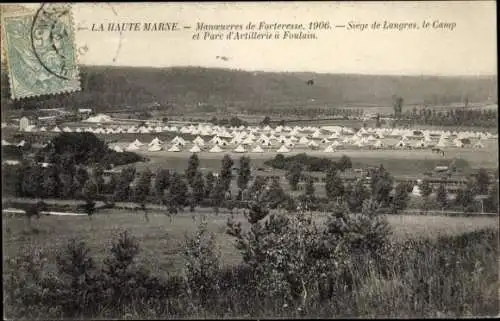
top-left (1, 4), bottom-right (80, 99)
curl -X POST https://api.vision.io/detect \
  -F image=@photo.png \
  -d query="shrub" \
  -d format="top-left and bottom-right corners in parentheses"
top-left (183, 218), bottom-right (222, 308)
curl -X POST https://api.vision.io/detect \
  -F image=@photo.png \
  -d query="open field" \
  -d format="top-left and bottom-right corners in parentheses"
top-left (3, 209), bottom-right (498, 278)
top-left (120, 142), bottom-right (498, 176)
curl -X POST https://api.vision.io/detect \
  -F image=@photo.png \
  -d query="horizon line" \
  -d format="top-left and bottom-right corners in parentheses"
top-left (79, 64), bottom-right (498, 78)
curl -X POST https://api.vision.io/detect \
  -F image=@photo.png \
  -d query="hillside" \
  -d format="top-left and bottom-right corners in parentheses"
top-left (1, 66), bottom-right (497, 114)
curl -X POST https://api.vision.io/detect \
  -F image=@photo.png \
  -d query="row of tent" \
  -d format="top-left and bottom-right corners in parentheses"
top-left (19, 123), bottom-right (497, 141)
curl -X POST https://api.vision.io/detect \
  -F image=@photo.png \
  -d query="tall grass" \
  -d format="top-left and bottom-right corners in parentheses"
top-left (3, 226), bottom-right (498, 319)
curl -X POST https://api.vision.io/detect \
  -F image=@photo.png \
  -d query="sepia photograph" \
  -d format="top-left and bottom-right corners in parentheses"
top-left (1, 1), bottom-right (498, 319)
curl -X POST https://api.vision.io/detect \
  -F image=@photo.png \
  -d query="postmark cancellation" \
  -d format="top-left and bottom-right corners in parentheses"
top-left (1, 4), bottom-right (80, 99)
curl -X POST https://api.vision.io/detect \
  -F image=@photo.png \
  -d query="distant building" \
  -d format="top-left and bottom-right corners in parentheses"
top-left (78, 108), bottom-right (93, 114)
top-left (19, 116), bottom-right (30, 131)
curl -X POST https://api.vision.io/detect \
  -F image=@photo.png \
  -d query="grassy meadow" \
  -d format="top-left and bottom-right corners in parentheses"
top-left (3, 209), bottom-right (498, 278)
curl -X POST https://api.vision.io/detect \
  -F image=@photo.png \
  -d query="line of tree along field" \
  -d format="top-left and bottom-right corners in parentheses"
top-left (3, 142), bottom-right (498, 224)
top-left (400, 107), bottom-right (498, 128)
top-left (2, 66), bottom-right (496, 114)
top-left (4, 203), bottom-right (499, 318)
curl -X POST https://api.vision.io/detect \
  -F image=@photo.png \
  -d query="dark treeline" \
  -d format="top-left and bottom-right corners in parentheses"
top-left (243, 106), bottom-right (364, 119)
top-left (403, 107), bottom-right (498, 127)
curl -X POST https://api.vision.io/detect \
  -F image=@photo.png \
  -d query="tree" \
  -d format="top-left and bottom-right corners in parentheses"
top-left (134, 169), bottom-right (153, 221)
top-left (211, 177), bottom-right (226, 215)
top-left (305, 176), bottom-right (315, 197)
top-left (436, 183), bottom-right (448, 210)
top-left (91, 165), bottom-right (105, 195)
top-left (262, 177), bottom-right (287, 209)
top-left (21, 165), bottom-right (44, 198)
top-left (82, 180), bottom-right (98, 220)
top-left (185, 154), bottom-right (200, 187)
top-left (392, 182), bottom-right (411, 213)
top-left (220, 155), bottom-right (234, 193)
top-left (249, 176), bottom-right (267, 200)
top-left (456, 179), bottom-right (476, 212)
top-left (113, 166), bottom-right (136, 202)
top-left (75, 167), bottom-right (89, 190)
top-left (475, 168), bottom-right (490, 195)
top-left (237, 156), bottom-right (251, 193)
top-left (348, 180), bottom-right (369, 213)
top-left (192, 171), bottom-right (206, 208)
top-left (286, 162), bottom-right (302, 191)
top-left (42, 166), bottom-right (61, 198)
top-left (24, 201), bottom-right (47, 232)
top-left (60, 172), bottom-right (75, 198)
top-left (485, 183), bottom-right (498, 213)
top-left (164, 173), bottom-right (188, 214)
top-left (420, 179), bottom-right (432, 199)
top-left (154, 169), bottom-right (171, 201)
top-left (370, 165), bottom-right (394, 207)
top-left (375, 113), bottom-right (381, 128)
top-left (337, 155), bottom-right (352, 172)
top-left (325, 167), bottom-right (344, 201)
top-left (205, 172), bottom-right (215, 198)
top-left (392, 95), bottom-right (404, 119)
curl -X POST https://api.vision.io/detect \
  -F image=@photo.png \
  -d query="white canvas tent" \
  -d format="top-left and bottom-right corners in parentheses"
top-left (149, 137), bottom-right (163, 146)
top-left (323, 145), bottom-right (336, 153)
top-left (189, 144), bottom-right (202, 153)
top-left (251, 145), bottom-right (264, 153)
top-left (52, 126), bottom-right (61, 132)
top-left (148, 144), bottom-right (162, 152)
top-left (395, 140), bottom-right (406, 148)
top-left (277, 145), bottom-right (290, 153)
top-left (299, 136), bottom-right (310, 144)
top-left (234, 145), bottom-right (246, 153)
top-left (126, 143), bottom-right (140, 151)
top-left (473, 141), bottom-right (485, 149)
top-left (168, 144), bottom-right (181, 152)
top-left (373, 140), bottom-right (384, 149)
top-left (113, 145), bottom-right (124, 153)
top-left (308, 140), bottom-right (319, 148)
top-left (209, 145), bottom-right (223, 153)
top-left (133, 139), bottom-right (144, 146)
top-left (2, 139), bottom-right (12, 146)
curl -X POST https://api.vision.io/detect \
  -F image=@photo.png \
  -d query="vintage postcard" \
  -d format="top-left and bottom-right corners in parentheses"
top-left (1, 1), bottom-right (498, 320)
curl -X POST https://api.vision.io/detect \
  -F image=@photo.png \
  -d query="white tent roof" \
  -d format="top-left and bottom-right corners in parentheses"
top-left (168, 144), bottom-right (181, 152)
top-left (52, 126), bottom-right (61, 132)
top-left (234, 145), bottom-right (246, 153)
top-left (39, 127), bottom-right (47, 132)
top-left (331, 140), bottom-right (341, 147)
top-left (16, 140), bottom-right (26, 147)
top-left (113, 145), bottom-right (124, 153)
top-left (133, 139), bottom-right (143, 146)
top-left (436, 140), bottom-right (447, 148)
top-left (149, 137), bottom-right (163, 146)
top-left (2, 139), bottom-right (12, 146)
top-left (148, 144), bottom-right (162, 152)
top-left (209, 145), bottom-right (223, 153)
top-left (324, 145), bottom-right (335, 153)
top-left (251, 145), bottom-right (264, 153)
top-left (308, 140), bottom-right (319, 147)
top-left (62, 126), bottom-right (72, 132)
top-left (190, 144), bottom-right (202, 153)
top-left (126, 143), bottom-right (140, 151)
top-left (373, 140), bottom-right (384, 148)
top-left (277, 145), bottom-right (290, 153)
top-left (395, 140), bottom-right (406, 148)
top-left (299, 136), bottom-right (310, 144)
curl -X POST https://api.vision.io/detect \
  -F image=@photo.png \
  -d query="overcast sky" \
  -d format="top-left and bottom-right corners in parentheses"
top-left (16, 2), bottom-right (498, 76)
